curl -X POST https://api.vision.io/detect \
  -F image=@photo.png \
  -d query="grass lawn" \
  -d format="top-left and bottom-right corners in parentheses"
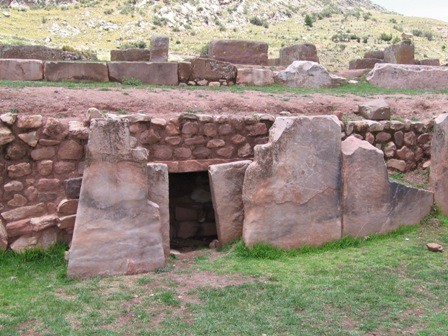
top-left (1, 213), bottom-right (447, 335)
top-left (2, 80), bottom-right (448, 97)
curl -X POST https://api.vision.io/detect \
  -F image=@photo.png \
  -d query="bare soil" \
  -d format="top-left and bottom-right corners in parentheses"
top-left (0, 86), bottom-right (447, 121)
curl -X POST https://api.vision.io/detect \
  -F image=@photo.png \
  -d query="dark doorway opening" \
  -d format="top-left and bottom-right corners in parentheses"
top-left (169, 171), bottom-right (217, 251)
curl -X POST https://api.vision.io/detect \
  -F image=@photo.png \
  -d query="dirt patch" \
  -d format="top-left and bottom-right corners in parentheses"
top-left (0, 86), bottom-right (446, 121)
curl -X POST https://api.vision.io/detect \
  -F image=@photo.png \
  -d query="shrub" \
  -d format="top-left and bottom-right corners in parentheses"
top-left (250, 16), bottom-right (269, 28)
top-left (304, 14), bottom-right (313, 28)
top-left (380, 33), bottom-right (393, 42)
top-left (119, 41), bottom-right (146, 49)
top-left (122, 77), bottom-right (142, 86)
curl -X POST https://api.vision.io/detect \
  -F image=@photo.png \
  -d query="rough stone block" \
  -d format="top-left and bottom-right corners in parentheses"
top-left (349, 58), bottom-right (384, 70)
top-left (279, 43), bottom-right (319, 66)
top-left (358, 99), bottom-right (391, 120)
top-left (110, 49), bottom-right (151, 62)
top-left (243, 116), bottom-right (342, 249)
top-left (150, 35), bottom-right (169, 62)
top-left (384, 41), bottom-right (415, 64)
top-left (0, 59), bottom-right (43, 81)
top-left (44, 62), bottom-right (109, 82)
top-left (208, 39), bottom-right (268, 65)
top-left (367, 64), bottom-right (448, 90)
top-left (190, 58), bottom-right (237, 82)
top-left (209, 160), bottom-right (251, 244)
top-left (108, 62), bottom-right (178, 85)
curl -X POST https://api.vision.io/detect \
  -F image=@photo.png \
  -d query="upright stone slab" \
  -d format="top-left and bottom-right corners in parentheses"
top-left (384, 41), bottom-right (415, 64)
top-left (242, 116), bottom-right (342, 249)
top-left (342, 136), bottom-right (433, 237)
top-left (279, 44), bottom-right (319, 66)
top-left (431, 113), bottom-right (448, 214)
top-left (147, 163), bottom-right (170, 257)
top-left (67, 118), bottom-right (165, 278)
top-left (209, 160), bottom-right (251, 245)
top-left (150, 35), bottom-right (169, 62)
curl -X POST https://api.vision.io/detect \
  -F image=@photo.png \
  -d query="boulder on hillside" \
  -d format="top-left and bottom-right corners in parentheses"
top-left (274, 61), bottom-right (347, 88)
top-left (208, 40), bottom-right (268, 66)
top-left (367, 63), bottom-right (448, 89)
top-left (279, 43), bottom-right (319, 66)
top-left (384, 41), bottom-right (415, 64)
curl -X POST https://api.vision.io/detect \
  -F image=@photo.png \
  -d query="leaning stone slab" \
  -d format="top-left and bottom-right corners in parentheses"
top-left (67, 118), bottom-right (165, 278)
top-left (108, 62), bottom-right (178, 85)
top-left (208, 39), bottom-right (268, 65)
top-left (147, 163), bottom-right (170, 258)
top-left (44, 61), bottom-right (109, 82)
top-left (243, 116), bottom-right (342, 249)
top-left (0, 59), bottom-right (43, 81)
top-left (342, 136), bottom-right (433, 237)
top-left (209, 160), bottom-right (251, 245)
top-left (431, 113), bottom-right (448, 214)
top-left (367, 64), bottom-right (448, 90)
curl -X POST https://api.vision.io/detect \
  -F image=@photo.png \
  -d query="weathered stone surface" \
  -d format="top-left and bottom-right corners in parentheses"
top-left (44, 62), bottom-right (109, 82)
top-left (242, 116), bottom-right (342, 248)
top-left (110, 49), bottom-right (151, 62)
top-left (431, 113), bottom-right (448, 214)
top-left (367, 64), bottom-right (448, 89)
top-left (10, 227), bottom-right (59, 252)
top-left (147, 163), bottom-right (170, 258)
top-left (364, 50), bottom-right (385, 59)
top-left (418, 58), bottom-right (440, 66)
top-left (209, 161), bottom-right (251, 244)
top-left (279, 44), bottom-right (319, 66)
top-left (387, 159), bottom-right (406, 172)
top-left (5, 142), bottom-right (27, 160)
top-left (208, 40), bottom-right (268, 65)
top-left (17, 115), bottom-right (43, 129)
top-left (358, 99), bottom-right (391, 120)
top-left (426, 243), bottom-right (444, 252)
top-left (237, 67), bottom-right (274, 86)
top-left (0, 59), bottom-right (43, 81)
top-left (8, 194), bottom-right (28, 207)
top-left (57, 199), bottom-right (79, 216)
top-left (31, 147), bottom-right (56, 160)
top-left (0, 112), bottom-right (17, 125)
top-left (0, 220), bottom-right (7, 250)
top-left (18, 131), bottom-right (38, 147)
top-left (349, 58), bottom-right (383, 70)
top-left (275, 61), bottom-right (346, 88)
top-left (43, 117), bottom-right (68, 140)
top-left (4, 180), bottom-right (23, 192)
top-left (384, 41), bottom-right (415, 64)
top-left (58, 215), bottom-right (76, 230)
top-left (178, 62), bottom-right (192, 83)
top-left (1, 203), bottom-right (46, 222)
top-left (336, 69), bottom-right (370, 79)
top-left (0, 124), bottom-right (14, 145)
top-left (342, 136), bottom-right (433, 237)
top-left (190, 58), bottom-right (237, 82)
top-left (67, 118), bottom-right (165, 278)
top-left (150, 35), bottom-right (169, 62)
top-left (58, 140), bottom-right (84, 160)
top-left (108, 62), bottom-right (178, 85)
top-left (64, 177), bottom-right (82, 199)
top-left (7, 162), bottom-right (31, 178)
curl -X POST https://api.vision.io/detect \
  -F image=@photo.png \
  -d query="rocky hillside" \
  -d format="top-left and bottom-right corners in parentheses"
top-left (0, 0), bottom-right (447, 70)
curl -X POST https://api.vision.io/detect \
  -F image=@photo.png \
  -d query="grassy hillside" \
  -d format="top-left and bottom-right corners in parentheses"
top-left (0, 0), bottom-right (447, 70)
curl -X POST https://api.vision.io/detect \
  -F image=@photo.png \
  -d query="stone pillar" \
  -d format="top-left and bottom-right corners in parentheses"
top-left (242, 116), bottom-right (342, 249)
top-left (431, 113), bottom-right (448, 214)
top-left (209, 160), bottom-right (251, 245)
top-left (150, 35), bottom-right (169, 62)
top-left (147, 163), bottom-right (170, 258)
top-left (67, 118), bottom-right (165, 278)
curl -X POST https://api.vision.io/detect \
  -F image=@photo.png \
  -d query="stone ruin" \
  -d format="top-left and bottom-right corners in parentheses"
top-left (36, 113), bottom-right (439, 278)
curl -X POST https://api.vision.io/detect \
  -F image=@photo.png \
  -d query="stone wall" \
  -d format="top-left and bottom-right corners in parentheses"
top-left (0, 112), bottom-right (435, 251)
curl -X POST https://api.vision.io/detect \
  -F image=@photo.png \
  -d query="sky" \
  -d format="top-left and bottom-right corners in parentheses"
top-left (371, 0), bottom-right (448, 22)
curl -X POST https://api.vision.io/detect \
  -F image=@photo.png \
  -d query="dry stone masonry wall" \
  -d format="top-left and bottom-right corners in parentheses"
top-left (0, 111), bottom-right (439, 255)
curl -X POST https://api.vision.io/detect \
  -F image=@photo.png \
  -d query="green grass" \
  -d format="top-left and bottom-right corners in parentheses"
top-left (1, 215), bottom-right (447, 335)
top-left (2, 80), bottom-right (448, 97)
